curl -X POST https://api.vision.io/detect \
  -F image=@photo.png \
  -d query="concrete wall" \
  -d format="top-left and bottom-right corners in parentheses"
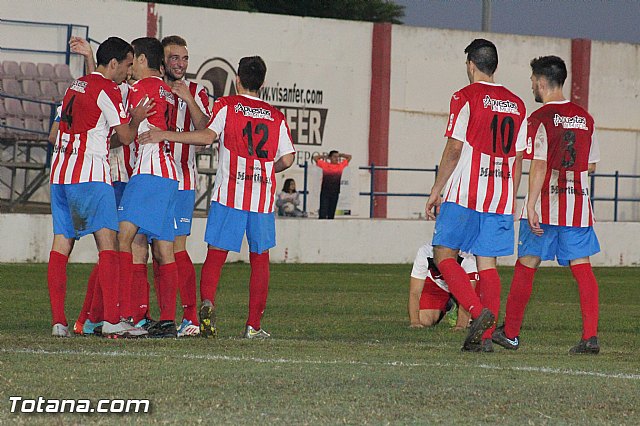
top-left (1, 213), bottom-right (638, 266)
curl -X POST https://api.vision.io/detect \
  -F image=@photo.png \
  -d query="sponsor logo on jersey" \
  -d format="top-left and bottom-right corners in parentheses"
top-left (553, 114), bottom-right (588, 130)
top-left (70, 80), bottom-right (88, 93)
top-left (483, 95), bottom-right (520, 115)
top-left (159, 86), bottom-right (176, 104)
top-left (234, 103), bottom-right (274, 121)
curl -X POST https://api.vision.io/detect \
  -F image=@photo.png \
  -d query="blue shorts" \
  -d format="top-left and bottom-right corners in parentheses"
top-left (432, 202), bottom-right (514, 257)
top-left (204, 201), bottom-right (275, 253)
top-left (113, 181), bottom-right (127, 208)
top-left (175, 190), bottom-right (196, 236)
top-left (517, 219), bottom-right (600, 266)
top-left (51, 182), bottom-right (118, 240)
top-left (118, 174), bottom-right (178, 242)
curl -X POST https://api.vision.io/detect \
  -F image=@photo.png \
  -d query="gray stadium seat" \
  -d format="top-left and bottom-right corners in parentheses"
top-left (3, 98), bottom-right (24, 118)
top-left (2, 61), bottom-right (20, 80)
top-left (40, 103), bottom-right (57, 121)
top-left (39, 80), bottom-right (58, 101)
top-left (53, 63), bottom-right (73, 83)
top-left (22, 80), bottom-right (42, 100)
top-left (56, 82), bottom-right (69, 98)
top-left (19, 62), bottom-right (39, 80)
top-left (24, 117), bottom-right (45, 140)
top-left (36, 63), bottom-right (55, 81)
top-left (22, 100), bottom-right (42, 118)
top-left (2, 78), bottom-right (22, 97)
top-left (5, 117), bottom-right (24, 138)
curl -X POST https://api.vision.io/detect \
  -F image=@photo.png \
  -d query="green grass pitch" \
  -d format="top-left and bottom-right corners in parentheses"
top-left (1, 263), bottom-right (638, 424)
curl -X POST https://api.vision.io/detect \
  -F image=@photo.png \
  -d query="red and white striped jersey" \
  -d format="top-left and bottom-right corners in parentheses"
top-left (50, 72), bottom-right (129, 184)
top-left (170, 80), bottom-right (210, 190)
top-left (444, 82), bottom-right (527, 215)
top-left (520, 100), bottom-right (600, 227)
top-left (110, 82), bottom-right (135, 183)
top-left (208, 94), bottom-right (295, 213)
top-left (129, 76), bottom-right (178, 180)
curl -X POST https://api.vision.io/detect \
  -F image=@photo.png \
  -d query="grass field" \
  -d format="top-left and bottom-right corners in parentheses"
top-left (1, 263), bottom-right (639, 424)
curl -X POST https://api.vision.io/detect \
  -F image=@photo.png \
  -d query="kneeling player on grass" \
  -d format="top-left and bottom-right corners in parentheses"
top-left (492, 56), bottom-right (601, 355)
top-left (408, 244), bottom-right (476, 330)
top-left (139, 56), bottom-right (295, 339)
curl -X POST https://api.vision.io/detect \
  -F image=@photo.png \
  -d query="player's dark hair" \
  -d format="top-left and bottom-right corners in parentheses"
top-left (96, 37), bottom-right (133, 67)
top-left (530, 55), bottom-right (567, 87)
top-left (464, 38), bottom-right (498, 75)
top-left (238, 56), bottom-right (266, 91)
top-left (131, 37), bottom-right (164, 71)
top-left (328, 150), bottom-right (339, 157)
top-left (161, 35), bottom-right (187, 48)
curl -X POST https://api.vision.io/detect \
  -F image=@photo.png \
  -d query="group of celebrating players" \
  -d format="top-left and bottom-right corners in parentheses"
top-left (47, 34), bottom-right (294, 339)
top-left (46, 33), bottom-right (601, 353)
top-left (409, 39), bottom-right (601, 354)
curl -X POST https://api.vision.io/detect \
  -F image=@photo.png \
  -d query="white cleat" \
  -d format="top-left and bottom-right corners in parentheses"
top-left (177, 319), bottom-right (200, 337)
top-left (243, 325), bottom-right (271, 339)
top-left (52, 323), bottom-right (70, 337)
top-left (102, 320), bottom-right (148, 339)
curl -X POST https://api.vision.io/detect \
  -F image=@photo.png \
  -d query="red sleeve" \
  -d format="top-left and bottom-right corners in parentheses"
top-left (197, 86), bottom-right (211, 115)
top-left (444, 90), bottom-right (466, 138)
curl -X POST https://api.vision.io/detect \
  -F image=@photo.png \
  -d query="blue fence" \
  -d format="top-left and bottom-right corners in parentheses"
top-left (359, 165), bottom-right (640, 221)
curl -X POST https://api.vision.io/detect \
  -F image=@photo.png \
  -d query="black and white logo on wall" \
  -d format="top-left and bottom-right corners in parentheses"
top-left (187, 57), bottom-right (328, 148)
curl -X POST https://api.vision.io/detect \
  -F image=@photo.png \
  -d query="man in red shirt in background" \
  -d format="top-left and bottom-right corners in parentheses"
top-left (313, 150), bottom-right (351, 219)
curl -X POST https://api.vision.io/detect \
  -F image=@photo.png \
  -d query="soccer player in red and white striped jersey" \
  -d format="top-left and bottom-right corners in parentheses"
top-left (494, 55), bottom-right (602, 354)
top-left (139, 56), bottom-right (295, 339)
top-left (117, 37), bottom-right (181, 338)
top-left (161, 35), bottom-right (211, 337)
top-left (425, 39), bottom-right (527, 352)
top-left (47, 37), bottom-right (153, 338)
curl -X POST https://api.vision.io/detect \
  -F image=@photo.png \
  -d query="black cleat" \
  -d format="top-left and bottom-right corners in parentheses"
top-left (492, 324), bottom-right (520, 350)
top-left (146, 320), bottom-right (177, 338)
top-left (569, 336), bottom-right (600, 355)
top-left (462, 308), bottom-right (495, 350)
top-left (199, 301), bottom-right (218, 338)
top-left (462, 338), bottom-right (494, 353)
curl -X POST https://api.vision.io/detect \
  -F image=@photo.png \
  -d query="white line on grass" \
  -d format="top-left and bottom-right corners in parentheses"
top-left (3, 347), bottom-right (640, 381)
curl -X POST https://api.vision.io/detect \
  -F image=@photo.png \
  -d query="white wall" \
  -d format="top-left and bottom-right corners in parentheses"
top-left (1, 213), bottom-right (637, 266)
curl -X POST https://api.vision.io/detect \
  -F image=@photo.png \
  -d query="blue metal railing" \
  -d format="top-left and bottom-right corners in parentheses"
top-left (0, 18), bottom-right (90, 65)
top-left (359, 164), bottom-right (640, 221)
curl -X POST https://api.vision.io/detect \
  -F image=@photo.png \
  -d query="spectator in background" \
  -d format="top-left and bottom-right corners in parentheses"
top-left (276, 178), bottom-right (305, 217)
top-left (313, 150), bottom-right (351, 219)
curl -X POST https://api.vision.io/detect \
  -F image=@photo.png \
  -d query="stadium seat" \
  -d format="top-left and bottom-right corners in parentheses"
top-left (2, 78), bottom-right (22, 97)
top-left (1, 61), bottom-right (21, 80)
top-left (53, 64), bottom-right (74, 83)
top-left (19, 62), bottom-right (39, 80)
top-left (22, 80), bottom-right (42, 100)
top-left (3, 98), bottom-right (25, 118)
top-left (56, 82), bottom-right (69, 100)
top-left (40, 103), bottom-right (58, 121)
top-left (24, 117), bottom-right (46, 140)
top-left (4, 116), bottom-right (24, 138)
top-left (37, 63), bottom-right (56, 82)
top-left (39, 80), bottom-right (58, 101)
top-left (0, 98), bottom-right (6, 117)
top-left (22, 100), bottom-right (43, 119)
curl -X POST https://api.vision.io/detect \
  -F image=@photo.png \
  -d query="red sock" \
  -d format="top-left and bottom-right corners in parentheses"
top-left (175, 250), bottom-right (198, 324)
top-left (158, 262), bottom-right (179, 321)
top-left (247, 252), bottom-right (270, 329)
top-left (47, 251), bottom-right (68, 326)
top-left (77, 263), bottom-right (99, 325)
top-left (153, 259), bottom-right (162, 309)
top-left (89, 276), bottom-right (104, 323)
top-left (200, 249), bottom-right (228, 303)
top-left (570, 263), bottom-right (599, 339)
top-left (504, 260), bottom-right (536, 338)
top-left (132, 264), bottom-right (149, 324)
top-left (438, 258), bottom-right (483, 318)
top-left (478, 268), bottom-right (501, 339)
top-left (100, 250), bottom-right (121, 324)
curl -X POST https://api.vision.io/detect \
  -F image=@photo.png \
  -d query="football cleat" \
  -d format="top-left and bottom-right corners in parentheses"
top-left (243, 325), bottom-right (271, 339)
top-left (52, 323), bottom-right (70, 337)
top-left (492, 324), bottom-right (520, 350)
top-left (146, 320), bottom-right (178, 338)
top-left (461, 338), bottom-right (494, 352)
top-left (445, 298), bottom-right (459, 327)
top-left (462, 308), bottom-right (495, 349)
top-left (82, 319), bottom-right (104, 336)
top-left (199, 300), bottom-right (217, 338)
top-left (569, 336), bottom-right (600, 355)
top-left (102, 320), bottom-right (148, 338)
top-left (135, 318), bottom-right (156, 330)
top-left (177, 319), bottom-right (200, 337)
top-left (73, 320), bottom-right (84, 335)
